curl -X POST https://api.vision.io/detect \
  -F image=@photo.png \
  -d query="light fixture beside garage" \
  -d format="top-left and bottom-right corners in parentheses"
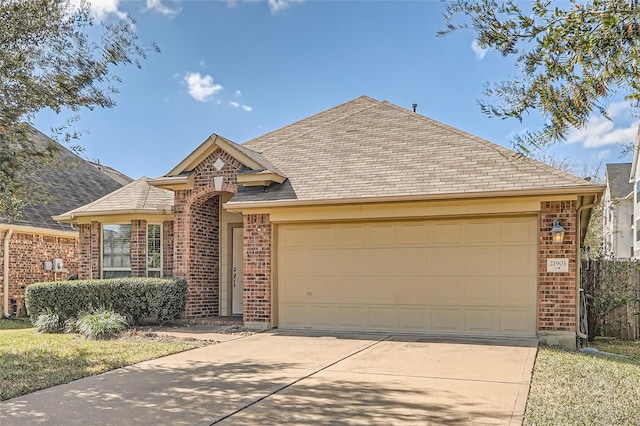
top-left (551, 219), bottom-right (566, 244)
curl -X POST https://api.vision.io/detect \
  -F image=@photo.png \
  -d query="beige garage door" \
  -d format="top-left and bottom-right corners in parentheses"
top-left (277, 216), bottom-right (538, 337)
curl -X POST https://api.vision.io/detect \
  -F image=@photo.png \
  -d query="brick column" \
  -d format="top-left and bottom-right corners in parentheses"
top-left (78, 224), bottom-right (91, 279)
top-left (163, 220), bottom-right (174, 277)
top-left (539, 200), bottom-right (578, 348)
top-left (243, 213), bottom-right (271, 328)
top-left (130, 219), bottom-right (147, 277)
top-left (90, 221), bottom-right (100, 279)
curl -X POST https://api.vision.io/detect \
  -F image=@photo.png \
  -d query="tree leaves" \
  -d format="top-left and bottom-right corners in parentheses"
top-left (0, 0), bottom-right (158, 220)
top-left (440, 0), bottom-right (640, 153)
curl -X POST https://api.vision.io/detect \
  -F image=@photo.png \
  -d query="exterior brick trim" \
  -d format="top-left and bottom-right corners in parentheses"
top-left (539, 200), bottom-right (578, 333)
top-left (243, 214), bottom-right (271, 324)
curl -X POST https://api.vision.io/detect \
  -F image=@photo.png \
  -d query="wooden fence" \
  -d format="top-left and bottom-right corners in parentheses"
top-left (581, 260), bottom-right (640, 340)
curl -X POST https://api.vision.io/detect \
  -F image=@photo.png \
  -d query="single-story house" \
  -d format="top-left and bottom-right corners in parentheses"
top-left (54, 96), bottom-right (604, 348)
top-left (0, 127), bottom-right (130, 317)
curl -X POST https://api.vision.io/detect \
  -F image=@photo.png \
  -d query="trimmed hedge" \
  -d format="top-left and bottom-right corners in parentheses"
top-left (25, 277), bottom-right (188, 325)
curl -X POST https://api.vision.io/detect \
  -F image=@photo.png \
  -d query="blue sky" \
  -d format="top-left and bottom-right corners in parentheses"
top-left (34, 0), bottom-right (638, 180)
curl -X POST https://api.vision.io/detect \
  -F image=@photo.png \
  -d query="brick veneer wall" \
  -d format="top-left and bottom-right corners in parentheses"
top-left (243, 214), bottom-right (271, 324)
top-left (172, 148), bottom-right (242, 319)
top-left (163, 220), bottom-right (174, 277)
top-left (0, 231), bottom-right (77, 316)
top-left (78, 222), bottom-right (101, 279)
top-left (539, 200), bottom-right (578, 333)
top-left (130, 219), bottom-right (147, 277)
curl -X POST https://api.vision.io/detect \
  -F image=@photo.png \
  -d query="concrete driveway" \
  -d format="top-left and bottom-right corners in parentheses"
top-left (0, 331), bottom-right (536, 425)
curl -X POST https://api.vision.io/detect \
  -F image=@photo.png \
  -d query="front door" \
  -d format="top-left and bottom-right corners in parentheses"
top-left (231, 227), bottom-right (244, 316)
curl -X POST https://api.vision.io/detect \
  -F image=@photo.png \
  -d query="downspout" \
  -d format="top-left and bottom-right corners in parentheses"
top-left (576, 196), bottom-right (599, 340)
top-left (3, 229), bottom-right (12, 318)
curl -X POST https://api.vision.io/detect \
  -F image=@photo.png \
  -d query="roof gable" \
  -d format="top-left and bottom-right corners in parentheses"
top-left (605, 163), bottom-right (633, 199)
top-left (53, 177), bottom-right (173, 222)
top-left (229, 96), bottom-right (602, 205)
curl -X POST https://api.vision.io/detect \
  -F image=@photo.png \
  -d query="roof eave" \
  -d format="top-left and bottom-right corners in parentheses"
top-left (224, 185), bottom-right (606, 211)
top-left (53, 208), bottom-right (174, 223)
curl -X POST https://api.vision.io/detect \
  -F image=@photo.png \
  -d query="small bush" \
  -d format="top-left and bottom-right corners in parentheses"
top-left (76, 308), bottom-right (128, 340)
top-left (24, 278), bottom-right (187, 325)
top-left (33, 309), bottom-right (63, 333)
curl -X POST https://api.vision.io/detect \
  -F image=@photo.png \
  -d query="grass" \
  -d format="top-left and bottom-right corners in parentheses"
top-left (0, 318), bottom-right (33, 330)
top-left (0, 328), bottom-right (200, 401)
top-left (524, 338), bottom-right (640, 425)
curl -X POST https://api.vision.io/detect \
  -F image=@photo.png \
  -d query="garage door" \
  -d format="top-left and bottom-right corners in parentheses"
top-left (277, 216), bottom-right (537, 337)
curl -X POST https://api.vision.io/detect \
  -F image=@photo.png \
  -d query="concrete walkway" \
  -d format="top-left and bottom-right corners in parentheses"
top-left (0, 331), bottom-right (537, 425)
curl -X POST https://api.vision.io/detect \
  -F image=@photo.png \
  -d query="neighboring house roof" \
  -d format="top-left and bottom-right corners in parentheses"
top-left (228, 96), bottom-right (601, 205)
top-left (605, 163), bottom-right (633, 199)
top-left (53, 177), bottom-right (174, 221)
top-left (2, 127), bottom-right (130, 232)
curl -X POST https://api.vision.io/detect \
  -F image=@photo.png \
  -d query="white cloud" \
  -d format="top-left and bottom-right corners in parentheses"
top-left (229, 101), bottom-right (253, 112)
top-left (199, 60), bottom-right (207, 69)
top-left (184, 72), bottom-right (222, 102)
top-left (145, 0), bottom-right (180, 16)
top-left (235, 90), bottom-right (242, 96)
top-left (69, 0), bottom-right (125, 20)
top-left (268, 0), bottom-right (303, 14)
top-left (567, 102), bottom-right (638, 148)
top-left (471, 40), bottom-right (487, 60)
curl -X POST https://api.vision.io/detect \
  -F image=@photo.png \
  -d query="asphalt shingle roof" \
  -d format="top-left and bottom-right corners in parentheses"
top-left (4, 128), bottom-right (130, 231)
top-left (54, 177), bottom-right (174, 219)
top-left (230, 96), bottom-right (597, 204)
top-left (605, 163), bottom-right (633, 199)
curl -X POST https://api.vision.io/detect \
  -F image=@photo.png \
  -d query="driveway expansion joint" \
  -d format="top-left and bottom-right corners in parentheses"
top-left (204, 334), bottom-right (393, 425)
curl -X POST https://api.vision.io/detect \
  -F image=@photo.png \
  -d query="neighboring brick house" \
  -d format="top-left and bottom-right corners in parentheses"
top-left (56, 96), bottom-right (604, 348)
top-left (602, 163), bottom-right (633, 259)
top-left (0, 127), bottom-right (130, 317)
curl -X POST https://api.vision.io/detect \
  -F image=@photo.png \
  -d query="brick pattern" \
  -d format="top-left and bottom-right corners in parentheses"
top-left (163, 220), bottom-right (174, 277)
top-left (130, 219), bottom-right (147, 277)
top-left (90, 221), bottom-right (100, 279)
top-left (172, 148), bottom-right (243, 319)
top-left (243, 214), bottom-right (271, 324)
top-left (539, 200), bottom-right (577, 332)
top-left (0, 231), bottom-right (77, 316)
top-left (78, 224), bottom-right (91, 279)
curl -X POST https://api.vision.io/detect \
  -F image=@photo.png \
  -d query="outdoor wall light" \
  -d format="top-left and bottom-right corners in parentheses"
top-left (551, 219), bottom-right (566, 244)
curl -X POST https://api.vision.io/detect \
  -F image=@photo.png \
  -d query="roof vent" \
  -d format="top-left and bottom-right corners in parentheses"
top-left (412, 103), bottom-right (417, 112)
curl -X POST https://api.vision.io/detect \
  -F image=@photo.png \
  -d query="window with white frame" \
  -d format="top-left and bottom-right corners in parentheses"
top-left (147, 224), bottom-right (162, 277)
top-left (102, 224), bottom-right (131, 278)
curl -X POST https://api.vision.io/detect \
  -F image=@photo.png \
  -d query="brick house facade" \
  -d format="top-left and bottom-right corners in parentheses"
top-left (56, 97), bottom-right (603, 348)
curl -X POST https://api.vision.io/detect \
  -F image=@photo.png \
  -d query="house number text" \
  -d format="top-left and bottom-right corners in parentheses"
top-left (547, 258), bottom-right (569, 273)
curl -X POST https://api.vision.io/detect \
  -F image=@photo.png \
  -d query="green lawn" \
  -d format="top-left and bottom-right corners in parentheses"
top-left (525, 339), bottom-right (640, 425)
top-left (0, 318), bottom-right (33, 330)
top-left (0, 327), bottom-right (200, 401)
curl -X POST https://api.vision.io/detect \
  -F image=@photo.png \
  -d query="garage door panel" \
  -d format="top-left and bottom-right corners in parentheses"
top-left (465, 221), bottom-right (498, 243)
top-left (432, 308), bottom-right (464, 332)
top-left (432, 278), bottom-right (464, 305)
top-left (367, 223), bottom-right (396, 246)
top-left (398, 308), bottom-right (431, 330)
top-left (501, 246), bottom-right (536, 276)
top-left (465, 279), bottom-right (500, 305)
top-left (278, 216), bottom-right (537, 338)
top-left (430, 222), bottom-right (463, 244)
top-left (465, 246), bottom-right (500, 275)
top-left (369, 307), bottom-right (398, 329)
top-left (398, 278), bottom-right (431, 304)
top-left (465, 309), bottom-right (500, 332)
top-left (399, 248), bottom-right (431, 275)
top-left (396, 223), bottom-right (429, 245)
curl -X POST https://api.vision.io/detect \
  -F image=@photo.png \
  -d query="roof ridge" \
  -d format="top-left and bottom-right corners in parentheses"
top-left (380, 101), bottom-right (591, 185)
top-left (244, 96), bottom-right (381, 154)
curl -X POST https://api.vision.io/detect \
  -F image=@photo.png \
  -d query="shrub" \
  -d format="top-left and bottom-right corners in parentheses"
top-left (76, 308), bottom-right (128, 340)
top-left (25, 278), bottom-right (188, 325)
top-left (33, 309), bottom-right (64, 333)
